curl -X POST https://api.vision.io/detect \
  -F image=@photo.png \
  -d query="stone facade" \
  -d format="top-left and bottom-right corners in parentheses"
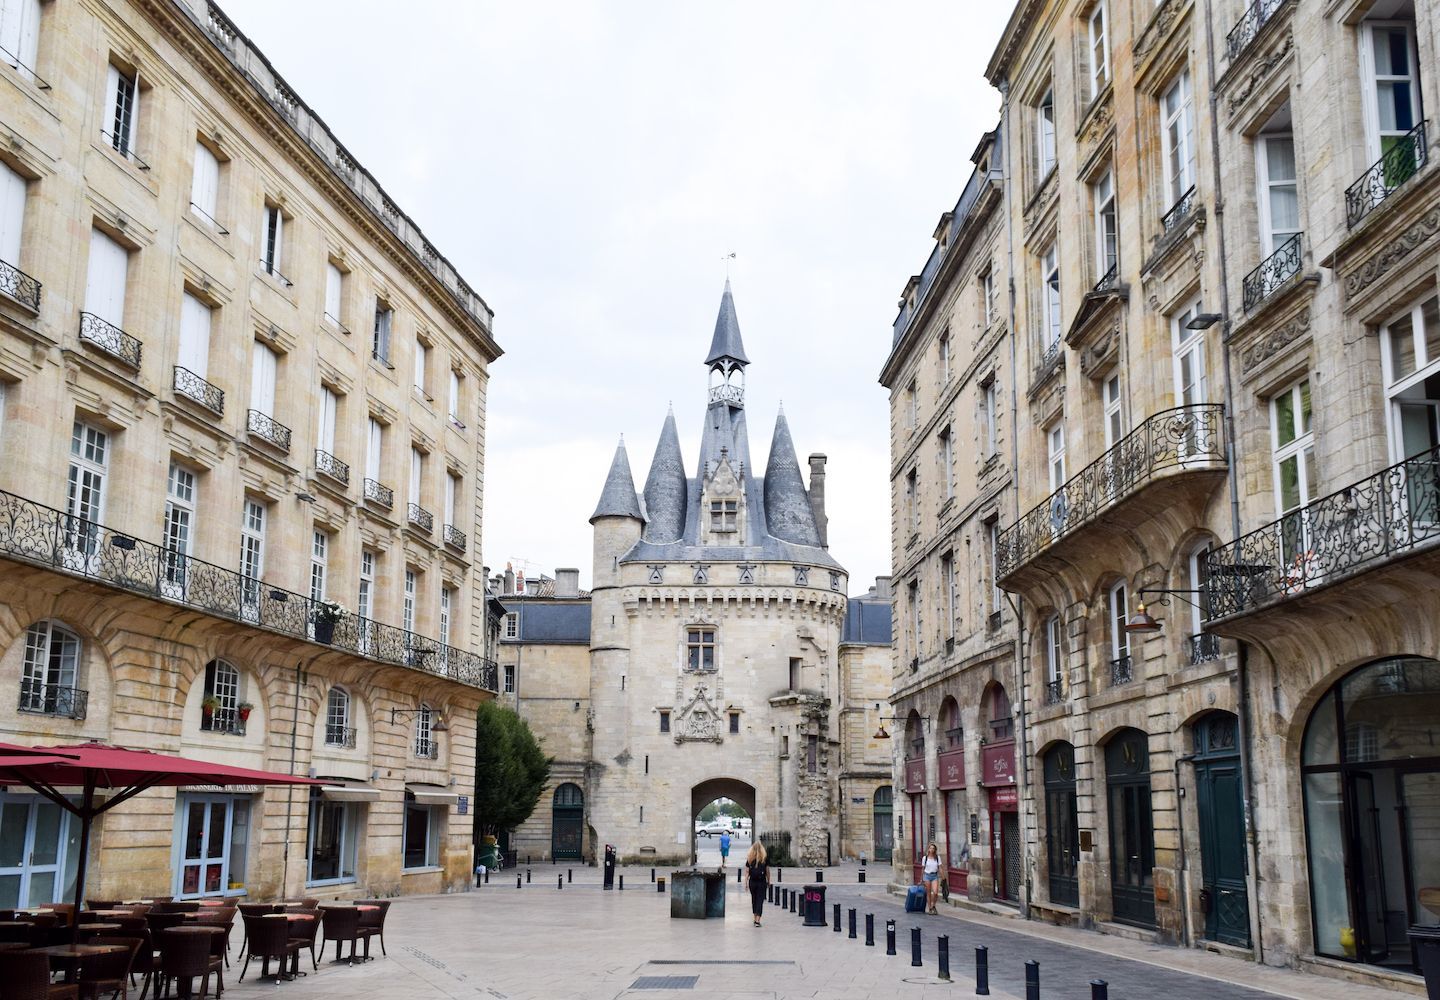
top-left (0, 0), bottom-right (500, 904)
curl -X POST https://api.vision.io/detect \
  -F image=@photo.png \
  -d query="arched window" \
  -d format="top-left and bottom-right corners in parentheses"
top-left (20, 621), bottom-right (85, 720)
top-left (415, 704), bottom-right (436, 759)
top-left (554, 783), bottom-right (583, 808)
top-left (939, 697), bottom-right (962, 748)
top-left (904, 710), bottom-right (925, 759)
top-left (325, 687), bottom-right (353, 748)
top-left (985, 683), bottom-right (1013, 741)
top-left (201, 659), bottom-right (243, 734)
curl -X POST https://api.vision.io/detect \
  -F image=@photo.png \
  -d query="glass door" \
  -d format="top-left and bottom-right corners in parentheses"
top-left (1348, 773), bottom-right (1391, 963)
top-left (0, 797), bottom-right (74, 909)
top-left (177, 795), bottom-right (234, 898)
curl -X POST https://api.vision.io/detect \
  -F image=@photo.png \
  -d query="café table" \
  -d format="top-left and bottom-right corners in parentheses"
top-left (28, 942), bottom-right (127, 983)
top-left (161, 926), bottom-right (226, 999)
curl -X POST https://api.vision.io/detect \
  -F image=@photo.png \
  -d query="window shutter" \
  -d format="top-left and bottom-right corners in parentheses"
top-left (325, 264), bottom-right (342, 320)
top-left (410, 447), bottom-right (421, 502)
top-left (445, 473), bottom-right (456, 525)
top-left (178, 292), bottom-right (211, 378)
top-left (448, 370), bottom-right (460, 418)
top-left (15, 0), bottom-right (38, 72)
top-left (104, 64), bottom-right (120, 143)
top-left (250, 342), bottom-right (277, 414)
top-left (318, 388), bottom-right (336, 452)
top-left (272, 209), bottom-right (283, 270)
top-left (0, 160), bottom-right (24, 265)
top-left (414, 341), bottom-right (426, 391)
top-left (191, 142), bottom-right (219, 218)
top-left (84, 229), bottom-right (128, 326)
top-left (367, 418), bottom-right (382, 480)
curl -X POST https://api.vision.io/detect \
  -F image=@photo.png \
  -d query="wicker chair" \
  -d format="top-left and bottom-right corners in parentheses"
top-left (157, 928), bottom-right (223, 1000)
top-left (49, 903), bottom-right (76, 927)
top-left (144, 912), bottom-right (185, 937)
top-left (239, 916), bottom-right (299, 982)
top-left (192, 908), bottom-right (236, 966)
top-left (286, 908), bottom-right (323, 971)
top-left (86, 901), bottom-right (122, 911)
top-left (0, 949), bottom-right (80, 999)
top-left (79, 936), bottom-right (140, 1000)
top-left (318, 905), bottom-right (369, 964)
top-left (0, 922), bottom-right (32, 943)
top-left (354, 899), bottom-right (391, 957)
top-left (236, 903), bottom-right (280, 958)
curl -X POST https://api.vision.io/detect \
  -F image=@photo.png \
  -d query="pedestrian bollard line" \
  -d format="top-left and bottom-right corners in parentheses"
top-left (515, 875), bottom-right (521, 889)
top-left (737, 868), bottom-right (742, 883)
top-left (1090, 979), bottom-right (1108, 1000)
top-left (815, 869), bottom-right (823, 882)
top-left (567, 869), bottom-right (572, 883)
top-left (651, 867), bottom-right (656, 882)
top-left (885, 919), bottom-right (896, 957)
top-left (832, 902), bottom-right (840, 932)
top-left (848, 908), bottom-right (857, 939)
top-left (789, 890), bottom-right (796, 914)
top-left (526, 869), bottom-right (531, 884)
top-left (619, 875), bottom-right (624, 890)
top-left (1025, 959), bottom-right (1039, 1000)
top-left (937, 934), bottom-right (950, 981)
top-left (557, 874), bottom-right (563, 890)
top-left (910, 926), bottom-right (921, 967)
top-left (975, 945), bottom-right (990, 996)
top-left (865, 913), bottom-right (875, 947)
top-left (777, 868), bottom-right (782, 883)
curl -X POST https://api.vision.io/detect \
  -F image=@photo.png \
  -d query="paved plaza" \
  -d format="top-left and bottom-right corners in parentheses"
top-left (196, 864), bottom-right (1411, 1000)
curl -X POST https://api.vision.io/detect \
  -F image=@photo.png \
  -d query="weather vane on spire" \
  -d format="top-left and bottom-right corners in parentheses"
top-left (722, 251), bottom-right (736, 278)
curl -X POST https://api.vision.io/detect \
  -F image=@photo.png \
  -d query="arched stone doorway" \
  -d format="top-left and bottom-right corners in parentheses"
top-left (1042, 742), bottom-right (1078, 906)
top-left (552, 783), bottom-right (584, 861)
top-left (689, 777), bottom-right (756, 863)
top-left (872, 786), bottom-right (893, 862)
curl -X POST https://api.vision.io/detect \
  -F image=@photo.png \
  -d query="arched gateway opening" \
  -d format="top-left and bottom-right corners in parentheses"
top-left (689, 778), bottom-right (756, 865)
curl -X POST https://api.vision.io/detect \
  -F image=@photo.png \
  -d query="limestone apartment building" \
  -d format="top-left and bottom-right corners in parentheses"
top-left (0, 0), bottom-right (501, 905)
top-left (886, 0), bottom-right (1440, 991)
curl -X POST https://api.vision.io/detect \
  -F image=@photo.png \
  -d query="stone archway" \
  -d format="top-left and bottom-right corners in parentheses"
top-left (689, 777), bottom-right (757, 864)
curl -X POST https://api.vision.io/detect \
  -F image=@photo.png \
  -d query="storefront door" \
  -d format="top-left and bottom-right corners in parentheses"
top-left (1106, 729), bottom-right (1156, 928)
top-left (872, 786), bottom-right (893, 862)
top-left (175, 794), bottom-right (250, 898)
top-left (551, 783), bottom-right (583, 861)
top-left (1043, 743), bottom-right (1079, 906)
top-left (1193, 713), bottom-right (1250, 947)
top-left (0, 795), bottom-right (75, 909)
top-left (989, 785), bottom-right (1019, 903)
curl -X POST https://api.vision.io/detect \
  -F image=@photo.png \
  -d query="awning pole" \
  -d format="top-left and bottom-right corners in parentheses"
top-left (71, 775), bottom-right (95, 946)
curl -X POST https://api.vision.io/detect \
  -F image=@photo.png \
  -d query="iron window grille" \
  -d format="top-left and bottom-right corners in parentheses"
top-left (1044, 678), bottom-right (1064, 705)
top-left (0, 259), bottom-right (42, 312)
top-left (325, 725), bottom-right (357, 749)
top-left (363, 478), bottom-right (394, 508)
top-left (315, 449), bottom-right (350, 485)
top-left (1092, 263), bottom-right (1118, 294)
top-left (1109, 655), bottom-right (1134, 686)
top-left (1186, 632), bottom-right (1221, 665)
top-left (203, 707), bottom-right (247, 737)
top-left (443, 524), bottom-right (467, 551)
top-left (1160, 185), bottom-right (1197, 235)
top-left (18, 680), bottom-right (88, 721)
top-left (407, 503), bottom-right (433, 532)
top-left (1226, 0), bottom-right (1288, 63)
top-left (1242, 232), bottom-right (1303, 312)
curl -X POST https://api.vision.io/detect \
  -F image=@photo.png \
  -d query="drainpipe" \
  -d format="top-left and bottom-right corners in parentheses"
top-left (1202, 0), bottom-right (1264, 964)
top-left (1175, 752), bottom-right (1197, 948)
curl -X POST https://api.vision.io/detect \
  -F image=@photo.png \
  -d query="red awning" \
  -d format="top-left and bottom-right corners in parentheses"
top-left (7, 742), bottom-right (324, 792)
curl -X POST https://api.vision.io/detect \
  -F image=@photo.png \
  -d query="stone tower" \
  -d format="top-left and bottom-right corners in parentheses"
top-left (587, 282), bottom-right (849, 865)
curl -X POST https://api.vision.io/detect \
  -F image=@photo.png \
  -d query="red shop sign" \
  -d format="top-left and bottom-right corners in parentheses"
top-left (904, 757), bottom-right (927, 792)
top-left (981, 741), bottom-right (1016, 786)
top-left (989, 785), bottom-right (1019, 810)
top-left (937, 748), bottom-right (966, 790)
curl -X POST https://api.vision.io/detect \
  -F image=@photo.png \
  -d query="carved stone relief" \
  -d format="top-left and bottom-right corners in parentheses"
top-left (1343, 206), bottom-right (1440, 300)
top-left (1239, 308), bottom-right (1311, 374)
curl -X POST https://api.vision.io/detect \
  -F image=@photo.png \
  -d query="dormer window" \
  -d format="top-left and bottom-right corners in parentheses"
top-left (710, 499), bottom-right (737, 532)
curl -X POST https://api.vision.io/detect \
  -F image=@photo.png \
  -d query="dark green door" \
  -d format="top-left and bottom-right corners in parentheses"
top-left (1106, 729), bottom-right (1155, 928)
top-left (873, 786), bottom-right (894, 862)
top-left (1194, 713), bottom-right (1250, 947)
top-left (1043, 743), bottom-right (1079, 906)
top-left (551, 783), bottom-right (584, 861)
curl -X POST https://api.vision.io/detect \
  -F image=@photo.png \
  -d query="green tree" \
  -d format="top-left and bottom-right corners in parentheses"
top-left (473, 701), bottom-right (552, 839)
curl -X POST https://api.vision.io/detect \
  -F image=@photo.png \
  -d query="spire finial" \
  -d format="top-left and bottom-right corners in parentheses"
top-left (722, 251), bottom-right (735, 280)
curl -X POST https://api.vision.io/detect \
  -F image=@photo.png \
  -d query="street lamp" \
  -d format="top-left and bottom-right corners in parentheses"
top-left (1124, 588), bottom-right (1207, 635)
top-left (390, 706), bottom-right (449, 732)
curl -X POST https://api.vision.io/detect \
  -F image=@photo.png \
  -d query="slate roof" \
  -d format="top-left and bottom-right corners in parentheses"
top-left (704, 279), bottom-right (750, 366)
top-left (763, 407), bottom-right (822, 546)
top-left (842, 597), bottom-right (892, 645)
top-left (591, 439), bottom-right (644, 523)
top-left (642, 410), bottom-right (688, 542)
top-left (503, 601), bottom-right (592, 644)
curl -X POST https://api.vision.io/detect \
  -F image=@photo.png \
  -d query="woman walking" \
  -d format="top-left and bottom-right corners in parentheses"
top-left (922, 843), bottom-right (941, 914)
top-left (745, 841), bottom-right (770, 927)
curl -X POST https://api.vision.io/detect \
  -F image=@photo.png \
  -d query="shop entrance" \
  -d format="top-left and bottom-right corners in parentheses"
top-left (0, 795), bottom-right (77, 908)
top-left (872, 786), bottom-right (893, 862)
top-left (1106, 729), bottom-right (1155, 928)
top-left (1192, 712), bottom-right (1249, 947)
top-left (1043, 742), bottom-right (1079, 906)
top-left (552, 783), bottom-right (584, 861)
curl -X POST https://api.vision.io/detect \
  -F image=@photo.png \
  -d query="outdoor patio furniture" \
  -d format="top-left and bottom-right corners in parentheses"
top-left (0, 949), bottom-right (80, 999)
top-left (190, 909), bottom-right (235, 965)
top-left (236, 904), bottom-right (280, 957)
top-left (157, 927), bottom-right (223, 999)
top-left (239, 915), bottom-right (300, 982)
top-left (86, 901), bottom-right (121, 911)
top-left (50, 904), bottom-right (76, 928)
top-left (318, 905), bottom-right (369, 964)
top-left (151, 902), bottom-right (200, 914)
top-left (145, 913), bottom-right (185, 936)
top-left (286, 908), bottom-right (323, 971)
top-left (0, 921), bottom-right (34, 943)
top-left (78, 936), bottom-right (140, 1000)
top-left (27, 944), bottom-right (128, 987)
top-left (354, 900), bottom-right (391, 957)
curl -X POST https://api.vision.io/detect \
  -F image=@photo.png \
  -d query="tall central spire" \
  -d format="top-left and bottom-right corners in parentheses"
top-left (706, 280), bottom-right (748, 409)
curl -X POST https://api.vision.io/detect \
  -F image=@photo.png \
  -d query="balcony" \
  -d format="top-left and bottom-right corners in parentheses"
top-left (78, 313), bottom-right (142, 369)
top-left (201, 707), bottom-right (246, 736)
top-left (245, 409), bottom-right (291, 453)
top-left (324, 725), bottom-right (358, 749)
top-left (443, 524), bottom-right (467, 552)
top-left (1226, 0), bottom-right (1287, 63)
top-left (173, 366), bottom-right (225, 415)
top-left (315, 449), bottom-right (350, 486)
top-left (1346, 121), bottom-right (1428, 228)
top-left (1160, 185), bottom-right (1197, 236)
top-left (363, 478), bottom-right (394, 509)
top-left (1092, 263), bottom-right (1118, 294)
top-left (1043, 678), bottom-right (1064, 705)
top-left (1206, 443), bottom-right (1440, 625)
top-left (1242, 233), bottom-right (1302, 312)
top-left (415, 741), bottom-right (439, 761)
top-left (407, 503), bottom-right (433, 532)
top-left (0, 259), bottom-right (41, 312)
top-left (0, 488), bottom-right (498, 691)
top-left (1186, 632), bottom-right (1220, 665)
top-left (18, 679), bottom-right (88, 721)
top-left (997, 404), bottom-right (1227, 585)
top-left (1109, 655), bottom-right (1134, 687)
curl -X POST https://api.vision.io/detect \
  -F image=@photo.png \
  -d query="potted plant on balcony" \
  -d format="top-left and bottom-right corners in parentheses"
top-left (237, 701), bottom-right (254, 724)
top-left (201, 695), bottom-right (220, 724)
top-left (311, 599), bottom-right (346, 644)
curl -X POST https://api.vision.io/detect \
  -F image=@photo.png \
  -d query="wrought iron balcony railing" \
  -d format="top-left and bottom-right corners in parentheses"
top-left (260, 260), bottom-right (293, 288)
top-left (1043, 678), bottom-right (1064, 705)
top-left (443, 524), bottom-right (467, 552)
top-left (1034, 337), bottom-right (1063, 383)
top-left (1187, 632), bottom-right (1220, 665)
top-left (415, 741), bottom-right (439, 761)
top-left (1346, 121), bottom-right (1429, 227)
top-left (0, 259), bottom-right (41, 312)
top-left (173, 366), bottom-right (225, 415)
top-left (997, 404), bottom-right (1226, 579)
top-left (1109, 655), bottom-right (1134, 686)
top-left (78, 313), bottom-right (142, 369)
top-left (363, 478), bottom-right (394, 508)
top-left (324, 725), bottom-right (358, 749)
top-left (0, 488), bottom-right (497, 691)
top-left (1206, 443), bottom-right (1440, 622)
top-left (245, 409), bottom-right (291, 453)
top-left (1092, 263), bottom-right (1118, 294)
top-left (100, 130), bottom-right (150, 171)
top-left (315, 449), bottom-right (350, 485)
top-left (18, 679), bottom-right (88, 721)
top-left (201, 707), bottom-right (247, 736)
top-left (408, 503), bottom-right (434, 532)
top-left (1242, 233), bottom-right (1302, 312)
top-left (1226, 0), bottom-right (1287, 61)
top-left (1160, 185), bottom-right (1197, 235)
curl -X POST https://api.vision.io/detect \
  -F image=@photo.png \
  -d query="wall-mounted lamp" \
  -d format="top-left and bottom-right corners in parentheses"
top-left (1184, 312), bottom-right (1223, 331)
top-left (296, 492), bottom-right (317, 504)
top-left (872, 714), bottom-right (930, 740)
top-left (1124, 588), bottom-right (1207, 635)
top-left (390, 707), bottom-right (448, 732)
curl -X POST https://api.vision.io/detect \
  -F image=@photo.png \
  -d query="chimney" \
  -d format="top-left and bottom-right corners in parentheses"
top-left (807, 453), bottom-right (829, 547)
top-left (555, 568), bottom-right (580, 598)
top-left (873, 575), bottom-right (892, 600)
top-left (503, 564), bottom-right (516, 596)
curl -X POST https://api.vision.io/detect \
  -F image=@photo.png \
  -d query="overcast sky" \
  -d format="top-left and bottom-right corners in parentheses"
top-left (235, 0), bottom-right (1010, 591)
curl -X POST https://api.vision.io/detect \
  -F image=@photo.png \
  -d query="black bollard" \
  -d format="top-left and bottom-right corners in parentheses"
top-left (910, 926), bottom-right (922, 967)
top-left (777, 868), bottom-right (782, 883)
top-left (938, 935), bottom-right (950, 981)
top-left (816, 870), bottom-right (823, 882)
top-left (657, 876), bottom-right (666, 893)
top-left (789, 890), bottom-right (797, 914)
top-left (484, 870), bottom-right (489, 885)
top-left (737, 868), bottom-right (743, 883)
top-left (1025, 960), bottom-right (1039, 1000)
top-left (558, 874), bottom-right (563, 890)
top-left (651, 867), bottom-right (656, 882)
top-left (516, 874), bottom-right (521, 889)
top-left (976, 945), bottom-right (990, 996)
top-left (848, 908), bottom-right (857, 939)
top-left (1090, 980), bottom-right (1108, 1000)
top-left (885, 919), bottom-right (896, 956)
top-left (858, 869), bottom-right (866, 883)
top-left (526, 868), bottom-right (531, 884)
top-left (619, 875), bottom-right (624, 890)
top-left (865, 913), bottom-right (875, 946)
top-left (527, 855), bottom-right (532, 865)
top-left (568, 869), bottom-right (573, 883)
top-left (833, 902), bottom-right (840, 932)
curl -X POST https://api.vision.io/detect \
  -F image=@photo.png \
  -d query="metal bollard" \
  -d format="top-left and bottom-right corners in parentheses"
top-left (910, 926), bottom-right (922, 967)
top-left (619, 875), bottom-right (624, 890)
top-left (651, 867), bottom-right (656, 882)
top-left (1025, 960), bottom-right (1039, 1000)
top-left (526, 869), bottom-right (531, 884)
top-left (865, 913), bottom-right (874, 946)
top-left (816, 870), bottom-right (824, 882)
top-left (483, 870), bottom-right (489, 885)
top-left (737, 868), bottom-right (743, 883)
top-left (885, 919), bottom-right (896, 956)
top-left (848, 907), bottom-right (857, 939)
top-left (975, 945), bottom-right (989, 996)
top-left (527, 855), bottom-right (532, 865)
top-left (1090, 980), bottom-right (1108, 1000)
top-left (516, 875), bottom-right (521, 889)
top-left (558, 875), bottom-right (563, 890)
top-left (777, 868), bottom-right (782, 883)
top-left (858, 869), bottom-right (866, 883)
top-left (568, 869), bottom-right (573, 883)
top-left (833, 902), bottom-right (841, 932)
top-left (789, 890), bottom-right (797, 913)
top-left (938, 935), bottom-right (950, 981)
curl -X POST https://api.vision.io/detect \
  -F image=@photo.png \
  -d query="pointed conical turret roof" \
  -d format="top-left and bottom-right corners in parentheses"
top-left (763, 407), bottom-right (822, 546)
top-left (642, 409), bottom-right (688, 542)
top-left (591, 438), bottom-right (644, 523)
top-left (704, 279), bottom-right (750, 367)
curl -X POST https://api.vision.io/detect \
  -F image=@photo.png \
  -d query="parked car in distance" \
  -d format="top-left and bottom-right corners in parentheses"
top-left (697, 820), bottom-right (732, 837)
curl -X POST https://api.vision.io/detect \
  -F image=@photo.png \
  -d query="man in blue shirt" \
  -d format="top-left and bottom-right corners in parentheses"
top-left (719, 828), bottom-right (732, 867)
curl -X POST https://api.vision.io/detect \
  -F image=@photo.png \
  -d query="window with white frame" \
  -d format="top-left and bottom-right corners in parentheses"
top-left (1271, 378), bottom-right (1315, 565)
top-left (366, 418), bottom-right (383, 485)
top-left (410, 447), bottom-right (423, 506)
top-left (317, 387), bottom-right (338, 458)
top-left (1041, 242), bottom-right (1061, 349)
top-left (1187, 542), bottom-right (1212, 635)
top-left (1036, 87), bottom-right (1056, 179)
top-left (939, 426), bottom-right (954, 499)
top-left (445, 472), bottom-right (459, 529)
top-left (104, 62), bottom-right (139, 157)
top-left (306, 791), bottom-right (359, 884)
top-left (439, 586), bottom-right (453, 652)
top-left (1044, 613), bottom-right (1063, 688)
top-left (162, 462), bottom-right (197, 594)
top-left (414, 338), bottom-right (429, 394)
top-left (324, 262), bottom-right (344, 328)
top-left (358, 549), bottom-right (375, 622)
top-left (261, 203), bottom-right (284, 280)
top-left (1161, 69), bottom-right (1196, 207)
top-left (1107, 581), bottom-right (1130, 663)
top-left (1172, 299), bottom-right (1208, 409)
top-left (982, 380), bottom-right (998, 457)
top-left (65, 421), bottom-right (108, 557)
top-left (20, 620), bottom-right (80, 716)
top-left (1379, 294), bottom-right (1440, 466)
top-left (178, 292), bottom-right (212, 383)
top-left (309, 529), bottom-right (328, 603)
top-left (325, 686), bottom-right (351, 747)
top-left (1359, 12), bottom-right (1420, 162)
top-left (1048, 424), bottom-right (1066, 490)
top-left (503, 663), bottom-right (515, 693)
top-left (0, 160), bottom-right (25, 271)
top-left (1103, 375), bottom-right (1123, 449)
top-left (1256, 107), bottom-right (1299, 255)
top-left (84, 228), bottom-right (128, 329)
top-left (504, 612), bottom-right (518, 639)
top-left (981, 267), bottom-right (996, 327)
top-left (414, 703), bottom-right (435, 758)
top-left (189, 142), bottom-right (221, 228)
top-left (448, 368), bottom-right (462, 423)
top-left (0, 0), bottom-right (43, 79)
top-left (987, 520), bottom-right (1002, 616)
top-left (1093, 169), bottom-right (1117, 279)
top-left (905, 468), bottom-right (918, 533)
top-left (1087, 1), bottom-right (1110, 101)
top-left (201, 658), bottom-right (240, 732)
top-left (403, 568), bottom-right (416, 634)
top-left (372, 301), bottom-right (393, 364)
top-left (938, 330), bottom-right (951, 382)
top-left (686, 627), bottom-right (717, 672)
top-left (250, 342), bottom-right (277, 418)
top-left (239, 499), bottom-right (265, 611)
